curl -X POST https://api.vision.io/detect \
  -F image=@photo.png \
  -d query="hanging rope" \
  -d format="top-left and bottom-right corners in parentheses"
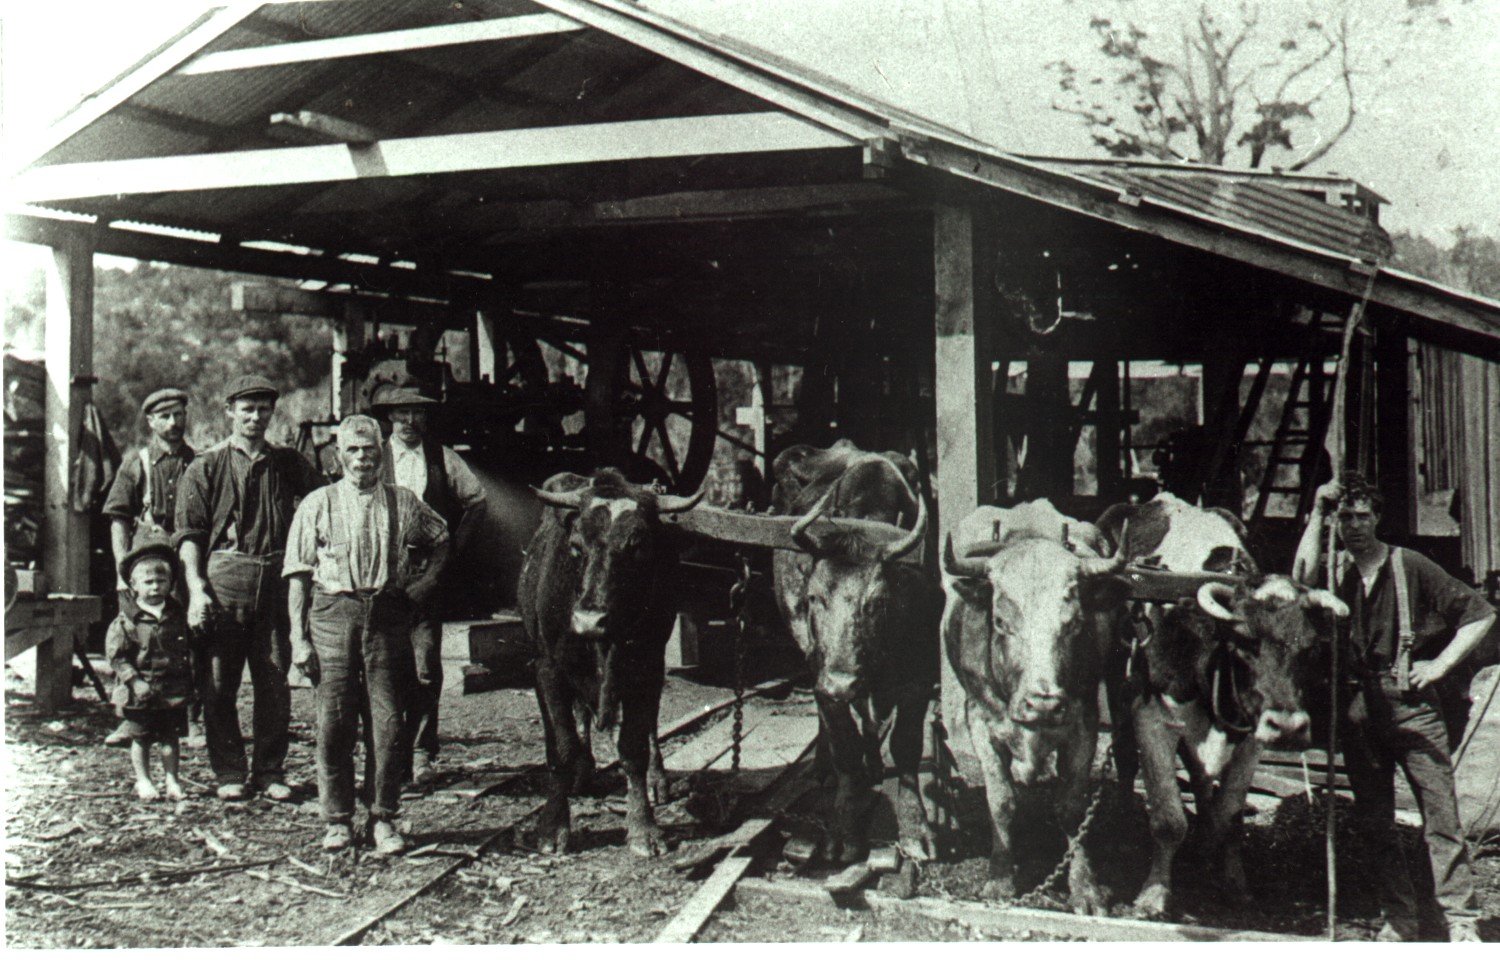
top-left (1320, 259), bottom-right (1384, 941)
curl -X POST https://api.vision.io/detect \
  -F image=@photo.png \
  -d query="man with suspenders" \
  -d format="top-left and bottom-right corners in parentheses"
top-left (369, 385), bottom-right (486, 786)
top-left (1295, 474), bottom-right (1494, 942)
top-left (283, 414), bottom-right (449, 853)
top-left (101, 388), bottom-right (196, 747)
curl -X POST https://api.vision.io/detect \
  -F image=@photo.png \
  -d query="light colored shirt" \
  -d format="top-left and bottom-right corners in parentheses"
top-left (282, 479), bottom-right (448, 594)
top-left (388, 436), bottom-right (487, 511)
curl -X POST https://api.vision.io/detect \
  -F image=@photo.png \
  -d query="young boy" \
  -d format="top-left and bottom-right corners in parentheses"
top-left (106, 542), bottom-right (194, 801)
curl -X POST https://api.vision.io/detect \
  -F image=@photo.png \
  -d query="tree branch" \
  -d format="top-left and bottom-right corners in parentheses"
top-left (1289, 15), bottom-right (1356, 170)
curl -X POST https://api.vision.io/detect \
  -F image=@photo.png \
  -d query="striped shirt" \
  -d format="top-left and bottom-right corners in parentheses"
top-left (282, 479), bottom-right (447, 594)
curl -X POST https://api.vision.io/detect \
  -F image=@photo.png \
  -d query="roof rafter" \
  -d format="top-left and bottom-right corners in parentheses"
top-left (16, 113), bottom-right (855, 203)
top-left (177, 13), bottom-right (586, 75)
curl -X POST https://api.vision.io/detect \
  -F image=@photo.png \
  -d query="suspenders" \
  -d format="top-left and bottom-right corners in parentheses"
top-left (1389, 548), bottom-right (1416, 692)
top-left (331, 483), bottom-right (402, 589)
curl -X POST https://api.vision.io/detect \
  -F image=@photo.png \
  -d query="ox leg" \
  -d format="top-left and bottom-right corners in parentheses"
top-left (1056, 718), bottom-right (1109, 916)
top-left (1132, 699), bottom-right (1187, 918)
top-left (816, 694), bottom-right (869, 865)
top-left (572, 715), bottom-right (597, 795)
top-left (618, 678), bottom-right (668, 857)
top-left (972, 717), bottom-right (1018, 900)
top-left (1200, 739), bottom-right (1258, 906)
top-left (647, 726), bottom-right (669, 806)
top-left (534, 663), bottom-right (579, 854)
top-left (890, 695), bottom-right (937, 862)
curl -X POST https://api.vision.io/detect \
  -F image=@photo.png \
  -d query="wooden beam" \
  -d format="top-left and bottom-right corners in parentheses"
top-left (15, 113), bottom-right (856, 203)
top-left (178, 14), bottom-right (585, 75)
top-left (268, 111), bottom-right (382, 145)
top-left (39, 233), bottom-right (95, 712)
top-left (909, 141), bottom-right (1500, 352)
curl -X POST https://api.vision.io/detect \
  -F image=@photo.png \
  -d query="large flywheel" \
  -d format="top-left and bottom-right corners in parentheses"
top-left (585, 337), bottom-right (718, 494)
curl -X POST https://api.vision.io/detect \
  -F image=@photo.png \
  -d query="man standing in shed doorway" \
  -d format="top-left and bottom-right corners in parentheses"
top-left (175, 375), bottom-right (324, 802)
top-left (102, 387), bottom-right (197, 748)
top-left (370, 384), bottom-right (486, 786)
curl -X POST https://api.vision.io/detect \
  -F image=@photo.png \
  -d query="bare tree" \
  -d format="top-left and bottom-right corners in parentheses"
top-left (1047, 0), bottom-right (1461, 170)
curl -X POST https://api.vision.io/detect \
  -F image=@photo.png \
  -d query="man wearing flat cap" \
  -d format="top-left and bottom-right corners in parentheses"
top-left (101, 387), bottom-right (197, 747)
top-left (174, 374), bottom-right (324, 802)
top-left (370, 384), bottom-right (486, 786)
top-left (284, 414), bottom-right (449, 853)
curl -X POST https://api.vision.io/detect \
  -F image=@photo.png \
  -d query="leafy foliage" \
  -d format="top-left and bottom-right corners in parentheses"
top-left (1047, 0), bottom-right (1462, 169)
top-left (3, 261), bottom-right (331, 450)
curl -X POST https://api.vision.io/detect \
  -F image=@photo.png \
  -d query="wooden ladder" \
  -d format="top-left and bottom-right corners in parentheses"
top-left (1250, 354), bottom-right (1335, 526)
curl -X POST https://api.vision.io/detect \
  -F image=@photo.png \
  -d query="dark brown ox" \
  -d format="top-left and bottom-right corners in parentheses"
top-left (519, 469), bottom-right (703, 857)
top-left (1097, 494), bottom-right (1347, 916)
top-left (770, 442), bottom-right (942, 865)
top-left (941, 501), bottom-right (1130, 913)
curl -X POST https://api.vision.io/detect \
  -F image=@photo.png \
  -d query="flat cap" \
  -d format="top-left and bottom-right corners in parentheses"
top-left (141, 388), bottom-right (189, 415)
top-left (119, 540), bottom-right (179, 583)
top-left (370, 383), bottom-right (439, 411)
top-left (224, 374), bottom-right (279, 404)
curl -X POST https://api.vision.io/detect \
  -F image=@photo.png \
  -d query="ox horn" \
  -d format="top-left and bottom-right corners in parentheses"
top-left (657, 486), bottom-right (708, 514)
top-left (790, 488), bottom-right (836, 553)
top-left (532, 486), bottom-right (585, 511)
top-left (942, 534), bottom-right (990, 580)
top-left (877, 493), bottom-right (928, 561)
top-left (1197, 580), bottom-right (1241, 622)
top-left (1079, 519), bottom-right (1129, 577)
top-left (1302, 588), bottom-right (1350, 619)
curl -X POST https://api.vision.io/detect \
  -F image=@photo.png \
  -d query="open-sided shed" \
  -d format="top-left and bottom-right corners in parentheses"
top-left (9, 0), bottom-right (1500, 707)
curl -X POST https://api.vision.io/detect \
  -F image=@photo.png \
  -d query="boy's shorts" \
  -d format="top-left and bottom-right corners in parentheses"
top-left (117, 706), bottom-right (188, 741)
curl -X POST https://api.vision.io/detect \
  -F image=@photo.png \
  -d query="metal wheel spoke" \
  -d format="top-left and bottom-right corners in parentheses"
top-left (635, 420), bottom-right (654, 457)
top-left (631, 348), bottom-right (653, 389)
top-left (656, 424), bottom-right (679, 482)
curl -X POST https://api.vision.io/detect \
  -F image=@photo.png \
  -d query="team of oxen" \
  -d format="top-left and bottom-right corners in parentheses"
top-left (517, 441), bottom-right (1349, 917)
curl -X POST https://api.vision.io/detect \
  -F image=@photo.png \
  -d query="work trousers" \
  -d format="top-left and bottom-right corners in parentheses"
top-left (200, 551), bottom-right (291, 786)
top-left (1342, 679), bottom-right (1478, 928)
top-left (405, 609), bottom-right (443, 769)
top-left (310, 590), bottom-right (415, 823)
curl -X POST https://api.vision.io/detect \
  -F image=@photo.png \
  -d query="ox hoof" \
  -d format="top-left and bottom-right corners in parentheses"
top-left (1132, 885), bottom-right (1171, 919)
top-left (569, 757), bottom-right (598, 796)
top-left (1069, 885), bottom-right (1111, 917)
top-left (980, 877), bottom-right (1017, 903)
top-left (818, 834), bottom-right (867, 867)
top-left (1216, 879), bottom-right (1251, 909)
top-left (627, 823), bottom-right (669, 858)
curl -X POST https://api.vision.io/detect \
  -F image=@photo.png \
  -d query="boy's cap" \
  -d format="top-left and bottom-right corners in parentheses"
top-left (224, 374), bottom-right (279, 404)
top-left (141, 388), bottom-right (189, 415)
top-left (119, 542), bottom-right (179, 583)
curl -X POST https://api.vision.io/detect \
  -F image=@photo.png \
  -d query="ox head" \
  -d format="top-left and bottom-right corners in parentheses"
top-left (943, 524), bottom-right (1131, 785)
top-left (1192, 575), bottom-right (1347, 749)
top-left (785, 479), bottom-right (928, 703)
top-left (532, 470), bottom-right (704, 727)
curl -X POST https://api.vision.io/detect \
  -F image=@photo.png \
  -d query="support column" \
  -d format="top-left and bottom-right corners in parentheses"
top-left (474, 310), bottom-right (499, 383)
top-left (332, 307), bottom-right (369, 417)
top-left (932, 203), bottom-right (997, 782)
top-left (40, 235), bottom-right (94, 712)
top-left (1374, 318), bottom-right (1415, 542)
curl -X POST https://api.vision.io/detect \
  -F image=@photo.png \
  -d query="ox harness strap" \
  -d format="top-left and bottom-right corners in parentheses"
top-left (1389, 548), bottom-right (1415, 693)
top-left (1209, 642), bottom-right (1257, 737)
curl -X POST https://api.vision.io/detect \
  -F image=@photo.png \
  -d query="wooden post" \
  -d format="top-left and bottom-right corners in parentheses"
top-left (932, 203), bottom-right (997, 781)
top-left (474, 310), bottom-right (499, 383)
top-left (1374, 318), bottom-right (1415, 542)
top-left (331, 307), bottom-right (370, 417)
top-left (1094, 359), bottom-right (1124, 502)
top-left (40, 234), bottom-right (94, 711)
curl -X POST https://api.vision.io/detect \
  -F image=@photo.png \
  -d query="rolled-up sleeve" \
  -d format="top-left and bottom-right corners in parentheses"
top-left (102, 456), bottom-right (141, 520)
top-left (443, 448), bottom-right (487, 510)
top-left (1415, 552), bottom-right (1496, 630)
top-left (401, 490), bottom-right (450, 550)
top-left (281, 491), bottom-right (324, 579)
top-left (173, 458), bottom-right (213, 549)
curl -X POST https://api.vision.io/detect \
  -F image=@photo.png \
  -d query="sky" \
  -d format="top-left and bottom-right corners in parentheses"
top-left (1, 0), bottom-right (1497, 244)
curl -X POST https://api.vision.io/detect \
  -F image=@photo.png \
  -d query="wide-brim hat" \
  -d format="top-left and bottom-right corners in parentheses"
top-left (370, 384), bottom-right (439, 411)
top-left (119, 541), bottom-right (180, 583)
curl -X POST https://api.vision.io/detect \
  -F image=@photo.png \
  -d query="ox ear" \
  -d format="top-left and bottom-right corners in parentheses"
top-left (1080, 574), bottom-right (1131, 612)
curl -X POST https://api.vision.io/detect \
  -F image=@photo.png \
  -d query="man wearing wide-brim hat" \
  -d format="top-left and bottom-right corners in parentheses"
top-left (369, 383), bottom-right (487, 787)
top-left (174, 374), bottom-right (324, 802)
top-left (101, 387), bottom-right (197, 747)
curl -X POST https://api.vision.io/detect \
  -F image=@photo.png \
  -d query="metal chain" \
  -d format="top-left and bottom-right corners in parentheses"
top-left (728, 553), bottom-right (753, 776)
top-left (1018, 752), bottom-right (1115, 902)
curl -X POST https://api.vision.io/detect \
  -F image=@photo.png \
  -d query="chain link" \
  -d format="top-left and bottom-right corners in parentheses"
top-left (728, 553), bottom-right (753, 776)
top-left (1017, 752), bottom-right (1115, 902)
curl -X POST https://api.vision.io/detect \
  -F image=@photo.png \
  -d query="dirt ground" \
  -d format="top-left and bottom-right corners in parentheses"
top-left (6, 639), bottom-right (1499, 945)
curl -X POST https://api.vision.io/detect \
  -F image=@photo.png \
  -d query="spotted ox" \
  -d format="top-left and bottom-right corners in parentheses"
top-left (771, 442), bottom-right (942, 865)
top-left (519, 469), bottom-right (703, 858)
top-left (941, 500), bottom-right (1131, 913)
top-left (1096, 494), bottom-right (1347, 916)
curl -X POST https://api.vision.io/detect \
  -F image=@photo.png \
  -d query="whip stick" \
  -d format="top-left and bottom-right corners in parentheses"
top-left (1320, 262), bottom-right (1381, 940)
